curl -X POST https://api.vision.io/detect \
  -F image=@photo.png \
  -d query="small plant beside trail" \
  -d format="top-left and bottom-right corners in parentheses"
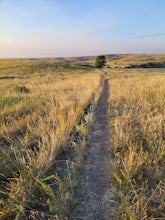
top-left (109, 74), bottom-right (165, 219)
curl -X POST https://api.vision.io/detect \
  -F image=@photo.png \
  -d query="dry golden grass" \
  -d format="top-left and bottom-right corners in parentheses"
top-left (108, 69), bottom-right (165, 219)
top-left (0, 62), bottom-right (101, 219)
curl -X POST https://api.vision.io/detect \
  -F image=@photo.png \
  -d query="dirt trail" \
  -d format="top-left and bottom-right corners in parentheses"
top-left (71, 79), bottom-right (115, 220)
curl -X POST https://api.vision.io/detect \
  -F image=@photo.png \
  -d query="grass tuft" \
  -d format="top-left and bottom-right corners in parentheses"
top-left (13, 86), bottom-right (30, 93)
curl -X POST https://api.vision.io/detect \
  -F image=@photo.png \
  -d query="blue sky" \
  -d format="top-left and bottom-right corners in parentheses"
top-left (0, 0), bottom-right (164, 58)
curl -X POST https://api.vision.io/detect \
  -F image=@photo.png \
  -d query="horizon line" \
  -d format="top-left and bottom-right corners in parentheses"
top-left (0, 52), bottom-right (165, 59)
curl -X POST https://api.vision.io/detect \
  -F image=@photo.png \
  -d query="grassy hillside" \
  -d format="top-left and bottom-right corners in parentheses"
top-left (39, 54), bottom-right (165, 68)
top-left (0, 61), bottom-right (101, 219)
top-left (1, 54), bottom-right (164, 69)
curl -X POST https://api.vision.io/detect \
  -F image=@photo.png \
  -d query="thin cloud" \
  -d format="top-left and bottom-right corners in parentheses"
top-left (137, 33), bottom-right (163, 38)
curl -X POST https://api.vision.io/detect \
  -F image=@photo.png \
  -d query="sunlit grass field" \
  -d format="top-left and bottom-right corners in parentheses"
top-left (1, 59), bottom-right (165, 219)
top-left (108, 69), bottom-right (165, 219)
top-left (0, 61), bottom-right (101, 219)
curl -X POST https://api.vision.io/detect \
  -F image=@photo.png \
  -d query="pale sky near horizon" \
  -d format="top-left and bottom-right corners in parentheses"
top-left (0, 0), bottom-right (165, 58)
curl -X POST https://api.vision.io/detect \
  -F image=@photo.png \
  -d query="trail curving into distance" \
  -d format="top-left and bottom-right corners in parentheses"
top-left (71, 79), bottom-right (116, 220)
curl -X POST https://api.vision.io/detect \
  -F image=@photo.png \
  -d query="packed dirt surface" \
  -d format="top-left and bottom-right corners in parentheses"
top-left (71, 80), bottom-right (116, 220)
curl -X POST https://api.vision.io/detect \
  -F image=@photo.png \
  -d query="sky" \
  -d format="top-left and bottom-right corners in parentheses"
top-left (0, 0), bottom-right (165, 58)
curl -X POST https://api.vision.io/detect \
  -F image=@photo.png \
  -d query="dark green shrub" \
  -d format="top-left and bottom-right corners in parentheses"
top-left (95, 55), bottom-right (106, 68)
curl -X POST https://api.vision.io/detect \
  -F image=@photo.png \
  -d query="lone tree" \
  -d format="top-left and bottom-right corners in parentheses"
top-left (95, 55), bottom-right (106, 68)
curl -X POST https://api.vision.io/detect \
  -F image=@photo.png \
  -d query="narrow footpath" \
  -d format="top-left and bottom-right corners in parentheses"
top-left (71, 80), bottom-right (115, 220)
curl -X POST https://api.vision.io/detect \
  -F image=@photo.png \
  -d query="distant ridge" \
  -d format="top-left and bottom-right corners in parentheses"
top-left (40, 54), bottom-right (165, 68)
top-left (0, 54), bottom-right (165, 69)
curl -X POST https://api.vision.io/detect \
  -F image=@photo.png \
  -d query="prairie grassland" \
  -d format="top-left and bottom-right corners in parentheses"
top-left (0, 62), bottom-right (101, 219)
top-left (108, 69), bottom-right (165, 219)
